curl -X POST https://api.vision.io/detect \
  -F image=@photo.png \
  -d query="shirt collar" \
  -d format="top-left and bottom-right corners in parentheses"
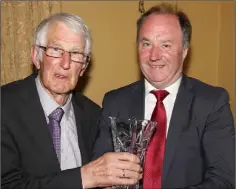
top-left (144, 76), bottom-right (182, 98)
top-left (35, 76), bottom-right (72, 118)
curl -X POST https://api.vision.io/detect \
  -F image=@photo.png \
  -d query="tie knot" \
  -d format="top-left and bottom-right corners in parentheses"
top-left (48, 108), bottom-right (64, 122)
top-left (151, 90), bottom-right (169, 102)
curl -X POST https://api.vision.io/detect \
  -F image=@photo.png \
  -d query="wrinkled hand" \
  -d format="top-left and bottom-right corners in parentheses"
top-left (81, 152), bottom-right (143, 188)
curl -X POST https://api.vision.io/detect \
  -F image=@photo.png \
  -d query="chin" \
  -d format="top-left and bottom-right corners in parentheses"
top-left (148, 75), bottom-right (167, 82)
top-left (52, 86), bottom-right (71, 94)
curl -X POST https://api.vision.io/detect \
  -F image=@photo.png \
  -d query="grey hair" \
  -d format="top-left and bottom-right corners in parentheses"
top-left (34, 12), bottom-right (92, 60)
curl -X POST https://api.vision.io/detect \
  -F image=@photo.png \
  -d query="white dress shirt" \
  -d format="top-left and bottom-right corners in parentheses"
top-left (144, 76), bottom-right (182, 136)
top-left (35, 76), bottom-right (82, 170)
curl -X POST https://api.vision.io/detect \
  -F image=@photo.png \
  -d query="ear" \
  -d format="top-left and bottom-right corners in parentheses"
top-left (31, 45), bottom-right (41, 70)
top-left (79, 63), bottom-right (89, 77)
top-left (182, 48), bottom-right (189, 60)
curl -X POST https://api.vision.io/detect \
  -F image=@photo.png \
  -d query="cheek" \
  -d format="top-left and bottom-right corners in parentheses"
top-left (70, 66), bottom-right (83, 82)
top-left (40, 62), bottom-right (52, 79)
top-left (139, 50), bottom-right (149, 62)
top-left (164, 50), bottom-right (179, 62)
top-left (42, 57), bottom-right (57, 72)
top-left (40, 60), bottom-right (64, 84)
top-left (167, 56), bottom-right (184, 73)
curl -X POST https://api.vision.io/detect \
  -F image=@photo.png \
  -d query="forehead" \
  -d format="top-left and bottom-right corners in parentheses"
top-left (46, 22), bottom-right (85, 49)
top-left (139, 14), bottom-right (182, 39)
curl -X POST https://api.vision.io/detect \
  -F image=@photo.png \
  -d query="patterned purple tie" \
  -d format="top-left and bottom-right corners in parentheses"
top-left (48, 108), bottom-right (64, 163)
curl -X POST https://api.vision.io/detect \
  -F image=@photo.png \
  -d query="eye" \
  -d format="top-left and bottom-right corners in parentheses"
top-left (46, 47), bottom-right (63, 56)
top-left (142, 41), bottom-right (151, 47)
top-left (70, 51), bottom-right (85, 62)
top-left (71, 52), bottom-right (85, 59)
top-left (162, 44), bottom-right (171, 48)
top-left (52, 47), bottom-right (62, 52)
top-left (71, 51), bottom-right (82, 55)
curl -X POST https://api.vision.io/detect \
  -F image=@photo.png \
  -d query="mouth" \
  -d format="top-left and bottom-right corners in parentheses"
top-left (149, 65), bottom-right (165, 68)
top-left (55, 74), bottom-right (67, 79)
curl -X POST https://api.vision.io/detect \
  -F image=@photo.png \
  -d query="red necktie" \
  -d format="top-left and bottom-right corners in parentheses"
top-left (143, 90), bottom-right (169, 189)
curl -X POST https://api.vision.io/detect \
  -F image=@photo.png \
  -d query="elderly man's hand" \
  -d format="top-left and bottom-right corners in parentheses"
top-left (81, 152), bottom-right (143, 188)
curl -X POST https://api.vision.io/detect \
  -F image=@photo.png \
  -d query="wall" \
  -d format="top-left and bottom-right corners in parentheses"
top-left (218, 1), bottom-right (235, 119)
top-left (1, 1), bottom-right (235, 118)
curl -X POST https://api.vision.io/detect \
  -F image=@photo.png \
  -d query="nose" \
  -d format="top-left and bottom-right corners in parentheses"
top-left (149, 45), bottom-right (162, 62)
top-left (60, 52), bottom-right (71, 69)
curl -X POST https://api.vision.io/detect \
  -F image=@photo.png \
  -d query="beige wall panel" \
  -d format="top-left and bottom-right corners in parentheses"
top-left (218, 1), bottom-right (235, 117)
top-left (177, 1), bottom-right (219, 85)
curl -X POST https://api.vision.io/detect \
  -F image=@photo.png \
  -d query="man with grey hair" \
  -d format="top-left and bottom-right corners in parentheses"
top-left (93, 3), bottom-right (235, 189)
top-left (1, 13), bottom-right (142, 189)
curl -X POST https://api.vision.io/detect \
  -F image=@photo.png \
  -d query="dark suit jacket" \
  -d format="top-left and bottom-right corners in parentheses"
top-left (1, 74), bottom-right (101, 189)
top-left (93, 75), bottom-right (235, 189)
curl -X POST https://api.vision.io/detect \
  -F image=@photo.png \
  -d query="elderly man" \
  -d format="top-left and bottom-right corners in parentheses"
top-left (1, 13), bottom-right (142, 189)
top-left (93, 3), bottom-right (235, 189)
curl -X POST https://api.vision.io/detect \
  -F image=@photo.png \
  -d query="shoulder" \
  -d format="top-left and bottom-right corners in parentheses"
top-left (99, 80), bottom-right (143, 109)
top-left (1, 75), bottom-right (35, 103)
top-left (1, 74), bottom-right (36, 93)
top-left (1, 75), bottom-right (38, 123)
top-left (185, 77), bottom-right (230, 111)
top-left (104, 80), bottom-right (143, 99)
top-left (2, 79), bottom-right (26, 96)
top-left (186, 76), bottom-right (229, 99)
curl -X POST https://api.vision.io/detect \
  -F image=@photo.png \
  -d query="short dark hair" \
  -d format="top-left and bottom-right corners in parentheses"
top-left (136, 3), bottom-right (192, 49)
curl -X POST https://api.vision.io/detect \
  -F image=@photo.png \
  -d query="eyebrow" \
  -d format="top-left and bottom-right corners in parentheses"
top-left (47, 42), bottom-right (84, 52)
top-left (139, 37), bottom-right (150, 42)
top-left (70, 47), bottom-right (84, 52)
top-left (160, 39), bottom-right (173, 43)
top-left (47, 42), bottom-right (62, 48)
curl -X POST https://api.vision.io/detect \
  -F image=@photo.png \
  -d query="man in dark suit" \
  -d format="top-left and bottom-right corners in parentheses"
top-left (1, 13), bottom-right (142, 189)
top-left (93, 3), bottom-right (235, 189)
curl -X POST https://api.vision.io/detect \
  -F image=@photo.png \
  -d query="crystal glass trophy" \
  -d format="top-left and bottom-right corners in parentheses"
top-left (109, 117), bottom-right (157, 189)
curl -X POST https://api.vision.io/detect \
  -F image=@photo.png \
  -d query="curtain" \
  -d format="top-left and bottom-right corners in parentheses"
top-left (1, 1), bottom-right (62, 85)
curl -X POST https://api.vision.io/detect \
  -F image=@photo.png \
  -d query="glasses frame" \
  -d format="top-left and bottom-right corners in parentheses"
top-left (37, 45), bottom-right (90, 69)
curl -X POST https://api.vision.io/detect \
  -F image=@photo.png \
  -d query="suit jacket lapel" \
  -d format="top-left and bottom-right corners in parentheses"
top-left (162, 76), bottom-right (194, 182)
top-left (23, 74), bottom-right (60, 171)
top-left (72, 95), bottom-right (89, 165)
top-left (128, 80), bottom-right (145, 120)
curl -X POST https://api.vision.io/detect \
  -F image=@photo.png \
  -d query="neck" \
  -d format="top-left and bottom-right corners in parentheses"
top-left (51, 93), bottom-right (69, 105)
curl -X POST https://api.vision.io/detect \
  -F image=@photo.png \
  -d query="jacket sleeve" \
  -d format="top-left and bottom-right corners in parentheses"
top-left (187, 89), bottom-right (235, 189)
top-left (92, 92), bottom-right (114, 160)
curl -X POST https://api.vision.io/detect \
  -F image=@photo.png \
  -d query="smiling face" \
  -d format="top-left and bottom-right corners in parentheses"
top-left (137, 14), bottom-right (188, 89)
top-left (32, 22), bottom-right (87, 104)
